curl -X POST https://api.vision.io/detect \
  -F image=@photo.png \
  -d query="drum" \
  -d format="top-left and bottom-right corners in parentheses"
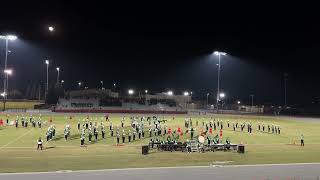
top-left (198, 136), bottom-right (205, 143)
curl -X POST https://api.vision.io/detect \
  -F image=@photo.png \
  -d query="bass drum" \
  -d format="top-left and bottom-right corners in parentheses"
top-left (198, 136), bottom-right (205, 143)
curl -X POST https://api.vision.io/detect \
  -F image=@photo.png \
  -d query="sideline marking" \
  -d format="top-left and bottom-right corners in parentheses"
top-left (0, 163), bottom-right (320, 176)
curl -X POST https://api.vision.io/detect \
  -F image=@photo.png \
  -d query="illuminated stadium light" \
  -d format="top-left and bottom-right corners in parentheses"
top-left (167, 91), bottom-right (173, 96)
top-left (4, 69), bottom-right (12, 75)
top-left (128, 89), bottom-right (134, 95)
top-left (49, 26), bottom-right (54, 32)
top-left (145, 89), bottom-right (148, 93)
top-left (56, 67), bottom-right (60, 71)
top-left (213, 51), bottom-right (227, 113)
top-left (183, 91), bottom-right (189, 96)
top-left (237, 100), bottom-right (241, 104)
top-left (213, 51), bottom-right (226, 56)
top-left (45, 60), bottom-right (49, 65)
top-left (0, 35), bottom-right (18, 41)
top-left (0, 92), bottom-right (5, 97)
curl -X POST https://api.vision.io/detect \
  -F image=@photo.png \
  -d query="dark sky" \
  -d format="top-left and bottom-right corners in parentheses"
top-left (0, 2), bottom-right (320, 106)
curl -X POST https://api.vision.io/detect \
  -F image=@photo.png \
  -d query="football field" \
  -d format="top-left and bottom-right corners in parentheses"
top-left (0, 113), bottom-right (319, 173)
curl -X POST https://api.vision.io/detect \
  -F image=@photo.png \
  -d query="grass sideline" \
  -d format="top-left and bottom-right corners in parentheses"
top-left (0, 113), bottom-right (319, 173)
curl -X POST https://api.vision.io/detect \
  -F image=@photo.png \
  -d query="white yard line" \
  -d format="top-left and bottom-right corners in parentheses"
top-left (0, 129), bottom-right (33, 150)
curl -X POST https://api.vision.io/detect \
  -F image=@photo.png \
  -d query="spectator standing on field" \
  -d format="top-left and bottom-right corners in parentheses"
top-left (300, 134), bottom-right (304, 146)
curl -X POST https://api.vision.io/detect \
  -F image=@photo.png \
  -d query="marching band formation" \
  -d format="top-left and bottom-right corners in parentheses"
top-left (0, 114), bottom-right (295, 151)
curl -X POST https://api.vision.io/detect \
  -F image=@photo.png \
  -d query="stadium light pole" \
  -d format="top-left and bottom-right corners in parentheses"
top-left (3, 69), bottom-right (12, 111)
top-left (100, 81), bottom-right (104, 89)
top-left (78, 82), bottom-right (82, 89)
top-left (56, 67), bottom-right (60, 85)
top-left (128, 89), bottom-right (134, 111)
top-left (184, 91), bottom-right (189, 109)
top-left (144, 90), bottom-right (148, 105)
top-left (219, 92), bottom-right (226, 113)
top-left (166, 91), bottom-right (174, 108)
top-left (45, 60), bottom-right (49, 100)
top-left (0, 35), bottom-right (17, 111)
top-left (112, 83), bottom-right (117, 92)
top-left (250, 94), bottom-right (254, 112)
top-left (237, 100), bottom-right (241, 110)
top-left (206, 93), bottom-right (210, 109)
top-left (213, 51), bottom-right (226, 113)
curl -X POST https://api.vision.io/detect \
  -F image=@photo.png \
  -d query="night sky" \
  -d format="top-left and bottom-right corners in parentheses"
top-left (0, 2), bottom-right (319, 106)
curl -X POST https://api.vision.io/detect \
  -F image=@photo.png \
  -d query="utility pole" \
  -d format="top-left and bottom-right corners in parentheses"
top-left (38, 84), bottom-right (42, 101)
top-left (216, 54), bottom-right (221, 113)
top-left (250, 94), bottom-right (254, 112)
top-left (206, 93), bottom-right (210, 109)
top-left (3, 39), bottom-right (8, 111)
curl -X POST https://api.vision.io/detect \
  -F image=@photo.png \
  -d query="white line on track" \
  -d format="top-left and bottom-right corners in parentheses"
top-left (0, 162), bottom-right (320, 176)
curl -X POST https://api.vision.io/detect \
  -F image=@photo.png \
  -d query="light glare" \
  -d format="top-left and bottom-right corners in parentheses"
top-left (49, 26), bottom-right (54, 32)
top-left (6, 35), bottom-right (17, 41)
top-left (214, 51), bottom-right (226, 56)
top-left (4, 69), bottom-right (12, 75)
top-left (128, 89), bottom-right (134, 95)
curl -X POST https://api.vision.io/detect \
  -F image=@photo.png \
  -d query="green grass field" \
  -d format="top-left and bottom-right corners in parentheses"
top-left (0, 113), bottom-right (319, 173)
